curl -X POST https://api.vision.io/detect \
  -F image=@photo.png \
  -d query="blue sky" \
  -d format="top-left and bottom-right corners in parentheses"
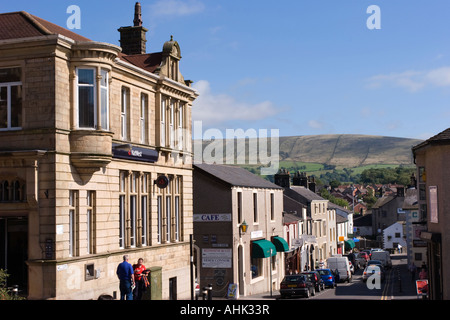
top-left (3, 0), bottom-right (450, 140)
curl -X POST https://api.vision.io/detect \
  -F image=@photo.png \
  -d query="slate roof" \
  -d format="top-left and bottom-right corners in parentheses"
top-left (194, 163), bottom-right (283, 190)
top-left (413, 127), bottom-right (450, 152)
top-left (0, 11), bottom-right (91, 41)
top-left (283, 194), bottom-right (307, 214)
top-left (0, 11), bottom-right (164, 76)
top-left (285, 185), bottom-right (326, 203)
top-left (119, 52), bottom-right (163, 74)
top-left (372, 195), bottom-right (396, 209)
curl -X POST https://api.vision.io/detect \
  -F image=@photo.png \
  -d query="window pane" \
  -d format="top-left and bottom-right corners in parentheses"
top-left (142, 196), bottom-right (147, 246)
top-left (0, 87), bottom-right (6, 128)
top-left (100, 70), bottom-right (108, 87)
top-left (79, 86), bottom-right (95, 127)
top-left (119, 195), bottom-right (125, 248)
top-left (0, 67), bottom-right (21, 83)
top-left (101, 88), bottom-right (108, 129)
top-left (130, 195), bottom-right (136, 247)
top-left (78, 69), bottom-right (94, 85)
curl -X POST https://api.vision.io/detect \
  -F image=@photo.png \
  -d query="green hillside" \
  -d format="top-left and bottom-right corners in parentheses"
top-left (195, 134), bottom-right (423, 183)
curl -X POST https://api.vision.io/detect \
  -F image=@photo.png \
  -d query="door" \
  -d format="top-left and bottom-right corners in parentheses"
top-left (169, 277), bottom-right (177, 300)
top-left (0, 217), bottom-right (28, 294)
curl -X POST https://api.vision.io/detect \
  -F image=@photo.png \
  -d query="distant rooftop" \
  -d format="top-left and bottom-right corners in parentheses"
top-left (194, 163), bottom-right (282, 190)
top-left (413, 127), bottom-right (450, 152)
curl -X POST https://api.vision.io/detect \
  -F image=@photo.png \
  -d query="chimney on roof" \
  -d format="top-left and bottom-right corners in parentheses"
top-left (274, 169), bottom-right (290, 188)
top-left (134, 2), bottom-right (143, 26)
top-left (292, 171), bottom-right (308, 188)
top-left (118, 2), bottom-right (148, 55)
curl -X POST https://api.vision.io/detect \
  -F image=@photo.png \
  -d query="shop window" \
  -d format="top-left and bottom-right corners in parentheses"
top-left (251, 258), bottom-right (263, 279)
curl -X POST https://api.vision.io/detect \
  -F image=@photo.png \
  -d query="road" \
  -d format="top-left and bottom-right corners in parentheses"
top-left (276, 254), bottom-right (418, 300)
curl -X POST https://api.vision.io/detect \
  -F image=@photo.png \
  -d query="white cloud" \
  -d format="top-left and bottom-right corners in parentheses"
top-left (425, 67), bottom-right (450, 87)
top-left (148, 0), bottom-right (205, 17)
top-left (308, 119), bottom-right (326, 130)
top-left (366, 66), bottom-right (450, 92)
top-left (192, 80), bottom-right (280, 126)
top-left (366, 70), bottom-right (424, 92)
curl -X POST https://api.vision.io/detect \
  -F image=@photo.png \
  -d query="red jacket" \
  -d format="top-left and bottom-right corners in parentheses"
top-left (133, 264), bottom-right (146, 281)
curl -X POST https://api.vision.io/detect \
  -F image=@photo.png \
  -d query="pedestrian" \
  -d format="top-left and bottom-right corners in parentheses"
top-left (409, 262), bottom-right (417, 282)
top-left (419, 268), bottom-right (428, 280)
top-left (133, 258), bottom-right (147, 300)
top-left (334, 269), bottom-right (340, 283)
top-left (116, 255), bottom-right (135, 300)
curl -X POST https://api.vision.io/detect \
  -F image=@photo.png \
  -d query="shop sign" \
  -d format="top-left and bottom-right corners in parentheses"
top-left (194, 214), bottom-right (231, 222)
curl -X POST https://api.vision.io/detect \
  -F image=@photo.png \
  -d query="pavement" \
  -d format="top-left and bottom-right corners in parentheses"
top-left (224, 253), bottom-right (420, 301)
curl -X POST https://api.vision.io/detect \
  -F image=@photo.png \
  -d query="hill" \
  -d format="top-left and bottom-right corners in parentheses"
top-left (278, 134), bottom-right (422, 167)
top-left (195, 134), bottom-right (423, 182)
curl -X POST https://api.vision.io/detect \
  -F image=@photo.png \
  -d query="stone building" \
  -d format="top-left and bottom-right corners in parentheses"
top-left (274, 171), bottom-right (337, 269)
top-left (0, 4), bottom-right (198, 300)
top-left (193, 163), bottom-right (286, 298)
top-left (412, 128), bottom-right (450, 300)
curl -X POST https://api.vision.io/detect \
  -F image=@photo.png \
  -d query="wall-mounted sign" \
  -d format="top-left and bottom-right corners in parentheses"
top-left (155, 175), bottom-right (169, 189)
top-left (112, 144), bottom-right (159, 163)
top-left (194, 214), bottom-right (231, 222)
top-left (202, 249), bottom-right (232, 268)
top-left (429, 186), bottom-right (438, 223)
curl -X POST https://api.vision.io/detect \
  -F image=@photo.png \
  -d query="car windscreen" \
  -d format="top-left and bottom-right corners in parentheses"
top-left (283, 276), bottom-right (306, 282)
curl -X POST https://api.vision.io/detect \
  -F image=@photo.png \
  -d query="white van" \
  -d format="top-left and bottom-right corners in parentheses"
top-left (327, 255), bottom-right (352, 283)
top-left (370, 250), bottom-right (392, 269)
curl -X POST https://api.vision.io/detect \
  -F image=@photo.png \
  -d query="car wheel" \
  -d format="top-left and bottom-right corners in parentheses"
top-left (305, 289), bottom-right (310, 298)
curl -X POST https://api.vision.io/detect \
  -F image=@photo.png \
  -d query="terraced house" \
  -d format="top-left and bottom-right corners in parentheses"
top-left (0, 3), bottom-right (198, 299)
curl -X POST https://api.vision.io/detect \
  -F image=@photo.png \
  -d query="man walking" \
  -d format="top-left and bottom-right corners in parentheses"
top-left (117, 255), bottom-right (135, 300)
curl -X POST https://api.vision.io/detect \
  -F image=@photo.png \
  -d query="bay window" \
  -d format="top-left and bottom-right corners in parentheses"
top-left (76, 67), bottom-right (109, 130)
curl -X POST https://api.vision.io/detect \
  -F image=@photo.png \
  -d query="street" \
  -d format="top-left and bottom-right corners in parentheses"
top-left (289, 254), bottom-right (417, 300)
top-left (241, 254), bottom-right (419, 301)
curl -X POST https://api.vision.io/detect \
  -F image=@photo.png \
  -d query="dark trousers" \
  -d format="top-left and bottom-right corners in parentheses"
top-left (119, 279), bottom-right (133, 300)
top-left (133, 279), bottom-right (146, 300)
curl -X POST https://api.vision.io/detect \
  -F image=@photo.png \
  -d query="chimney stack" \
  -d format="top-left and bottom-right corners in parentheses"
top-left (118, 2), bottom-right (148, 55)
top-left (274, 169), bottom-right (290, 188)
top-left (134, 2), bottom-right (143, 26)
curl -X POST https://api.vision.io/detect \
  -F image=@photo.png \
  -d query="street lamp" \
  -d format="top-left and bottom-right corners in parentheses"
top-left (240, 221), bottom-right (248, 234)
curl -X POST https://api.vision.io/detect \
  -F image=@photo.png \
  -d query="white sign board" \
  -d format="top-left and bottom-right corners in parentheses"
top-left (202, 249), bottom-right (232, 268)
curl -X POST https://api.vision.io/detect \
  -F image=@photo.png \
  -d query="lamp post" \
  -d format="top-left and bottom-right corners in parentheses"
top-left (240, 221), bottom-right (248, 235)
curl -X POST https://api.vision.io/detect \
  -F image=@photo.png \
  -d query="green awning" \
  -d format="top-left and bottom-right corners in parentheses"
top-left (272, 236), bottom-right (289, 252)
top-left (252, 240), bottom-right (277, 258)
top-left (345, 239), bottom-right (355, 250)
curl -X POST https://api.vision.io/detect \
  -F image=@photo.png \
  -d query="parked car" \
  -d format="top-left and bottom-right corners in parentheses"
top-left (280, 274), bottom-right (315, 299)
top-left (355, 253), bottom-right (367, 269)
top-left (367, 259), bottom-right (383, 266)
top-left (195, 280), bottom-right (200, 300)
top-left (362, 264), bottom-right (385, 283)
top-left (349, 261), bottom-right (355, 274)
top-left (370, 250), bottom-right (392, 269)
top-left (359, 251), bottom-right (370, 262)
top-left (317, 268), bottom-right (336, 288)
top-left (327, 256), bottom-right (352, 283)
top-left (302, 271), bottom-right (325, 292)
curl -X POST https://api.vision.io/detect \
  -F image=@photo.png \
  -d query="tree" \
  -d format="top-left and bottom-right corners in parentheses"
top-left (0, 269), bottom-right (24, 300)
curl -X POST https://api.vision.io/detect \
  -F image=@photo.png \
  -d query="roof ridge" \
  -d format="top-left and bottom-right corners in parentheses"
top-left (20, 11), bottom-right (52, 36)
